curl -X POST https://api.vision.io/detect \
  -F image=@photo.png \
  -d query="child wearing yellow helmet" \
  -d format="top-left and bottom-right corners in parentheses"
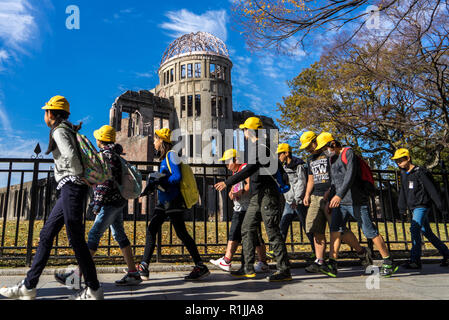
top-left (137, 128), bottom-right (210, 281)
top-left (0, 96), bottom-right (104, 300)
top-left (210, 149), bottom-right (269, 274)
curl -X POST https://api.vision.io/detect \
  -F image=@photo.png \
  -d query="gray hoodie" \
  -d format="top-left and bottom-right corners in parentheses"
top-left (283, 156), bottom-right (306, 205)
top-left (51, 124), bottom-right (84, 183)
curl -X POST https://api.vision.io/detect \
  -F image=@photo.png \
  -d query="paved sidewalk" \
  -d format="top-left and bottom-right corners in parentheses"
top-left (0, 262), bottom-right (448, 300)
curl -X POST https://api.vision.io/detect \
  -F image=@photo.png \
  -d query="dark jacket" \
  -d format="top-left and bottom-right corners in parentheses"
top-left (330, 148), bottom-right (369, 206)
top-left (398, 166), bottom-right (444, 213)
top-left (92, 143), bottom-right (126, 207)
top-left (224, 143), bottom-right (285, 196)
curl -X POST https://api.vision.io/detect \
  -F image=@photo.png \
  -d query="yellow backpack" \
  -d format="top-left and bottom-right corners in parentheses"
top-left (166, 150), bottom-right (200, 209)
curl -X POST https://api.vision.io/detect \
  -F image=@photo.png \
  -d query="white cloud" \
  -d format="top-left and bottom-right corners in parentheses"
top-left (75, 115), bottom-right (92, 125)
top-left (0, 0), bottom-right (35, 45)
top-left (134, 71), bottom-right (153, 78)
top-left (160, 9), bottom-right (228, 42)
top-left (0, 0), bottom-right (37, 70)
top-left (0, 100), bottom-right (12, 131)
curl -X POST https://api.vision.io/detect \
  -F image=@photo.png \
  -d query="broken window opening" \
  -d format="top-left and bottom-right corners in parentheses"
top-left (189, 134), bottom-right (194, 158)
top-left (187, 95), bottom-right (193, 117)
top-left (195, 94), bottom-right (201, 117)
top-left (170, 69), bottom-right (174, 82)
top-left (216, 65), bottom-right (222, 80)
top-left (210, 63), bottom-right (216, 78)
top-left (181, 96), bottom-right (186, 118)
top-left (211, 96), bottom-right (217, 117)
top-left (187, 63), bottom-right (193, 78)
top-left (181, 65), bottom-right (186, 79)
top-left (195, 63), bottom-right (201, 78)
top-left (218, 97), bottom-right (223, 118)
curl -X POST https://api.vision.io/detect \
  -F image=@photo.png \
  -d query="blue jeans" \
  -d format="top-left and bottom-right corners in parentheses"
top-left (280, 203), bottom-right (314, 250)
top-left (410, 207), bottom-right (449, 262)
top-left (330, 205), bottom-right (379, 239)
top-left (87, 203), bottom-right (131, 251)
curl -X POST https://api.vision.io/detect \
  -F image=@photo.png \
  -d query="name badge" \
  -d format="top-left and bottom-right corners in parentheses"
top-left (409, 181), bottom-right (414, 189)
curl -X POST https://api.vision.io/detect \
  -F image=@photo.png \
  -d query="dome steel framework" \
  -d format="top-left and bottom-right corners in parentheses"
top-left (160, 31), bottom-right (229, 66)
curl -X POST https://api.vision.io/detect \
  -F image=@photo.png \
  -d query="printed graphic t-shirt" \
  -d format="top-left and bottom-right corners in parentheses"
top-left (307, 152), bottom-right (332, 196)
top-left (232, 164), bottom-right (251, 212)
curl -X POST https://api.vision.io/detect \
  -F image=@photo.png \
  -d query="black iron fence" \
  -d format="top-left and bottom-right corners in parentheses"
top-left (0, 157), bottom-right (448, 266)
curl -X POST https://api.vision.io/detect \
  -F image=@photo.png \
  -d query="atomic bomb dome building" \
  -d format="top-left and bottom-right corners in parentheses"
top-left (109, 32), bottom-right (277, 163)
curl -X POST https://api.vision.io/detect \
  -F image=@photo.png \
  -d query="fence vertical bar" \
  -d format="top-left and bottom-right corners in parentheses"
top-left (14, 172), bottom-right (25, 247)
top-left (25, 159), bottom-right (40, 266)
top-left (1, 162), bottom-right (13, 256)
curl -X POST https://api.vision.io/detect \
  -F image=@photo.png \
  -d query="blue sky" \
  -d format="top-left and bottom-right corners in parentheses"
top-left (0, 0), bottom-right (323, 159)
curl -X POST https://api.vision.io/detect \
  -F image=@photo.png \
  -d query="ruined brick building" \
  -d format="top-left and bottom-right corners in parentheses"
top-left (109, 31), bottom-right (278, 163)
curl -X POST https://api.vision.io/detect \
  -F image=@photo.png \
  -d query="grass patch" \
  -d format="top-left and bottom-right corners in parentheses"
top-left (0, 219), bottom-right (448, 267)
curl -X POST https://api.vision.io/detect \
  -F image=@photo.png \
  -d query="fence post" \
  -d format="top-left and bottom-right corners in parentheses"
top-left (441, 161), bottom-right (449, 212)
top-left (25, 159), bottom-right (40, 267)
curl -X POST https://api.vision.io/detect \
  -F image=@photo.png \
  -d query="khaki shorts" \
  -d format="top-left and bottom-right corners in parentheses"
top-left (305, 195), bottom-right (331, 234)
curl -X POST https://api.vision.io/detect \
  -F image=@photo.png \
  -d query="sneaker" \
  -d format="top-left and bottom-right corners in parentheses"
top-left (254, 261), bottom-right (270, 273)
top-left (440, 257), bottom-right (449, 267)
top-left (136, 263), bottom-right (149, 281)
top-left (305, 262), bottom-right (322, 273)
top-left (230, 268), bottom-right (256, 279)
top-left (0, 280), bottom-right (36, 300)
top-left (267, 270), bottom-right (292, 282)
top-left (266, 250), bottom-right (275, 260)
top-left (321, 260), bottom-right (338, 278)
top-left (381, 261), bottom-right (399, 277)
top-left (305, 253), bottom-right (316, 263)
top-left (115, 272), bottom-right (142, 286)
top-left (358, 247), bottom-right (373, 268)
top-left (54, 269), bottom-right (82, 290)
top-left (402, 260), bottom-right (422, 270)
top-left (210, 257), bottom-right (231, 272)
top-left (185, 265), bottom-right (210, 281)
top-left (69, 286), bottom-right (104, 300)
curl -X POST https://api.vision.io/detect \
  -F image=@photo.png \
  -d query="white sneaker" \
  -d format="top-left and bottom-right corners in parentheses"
top-left (209, 257), bottom-right (231, 272)
top-left (69, 286), bottom-right (104, 300)
top-left (0, 280), bottom-right (36, 300)
top-left (254, 261), bottom-right (270, 273)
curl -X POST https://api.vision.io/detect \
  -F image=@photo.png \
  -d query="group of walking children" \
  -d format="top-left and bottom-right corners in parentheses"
top-left (0, 96), bottom-right (448, 300)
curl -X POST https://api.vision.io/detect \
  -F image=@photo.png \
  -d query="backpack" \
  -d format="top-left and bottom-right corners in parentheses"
top-left (114, 153), bottom-right (142, 199)
top-left (341, 147), bottom-right (376, 196)
top-left (166, 150), bottom-right (200, 209)
top-left (59, 124), bottom-right (112, 185)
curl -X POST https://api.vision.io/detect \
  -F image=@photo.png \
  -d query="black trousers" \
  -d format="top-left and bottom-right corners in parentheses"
top-left (142, 196), bottom-right (202, 265)
top-left (25, 182), bottom-right (99, 290)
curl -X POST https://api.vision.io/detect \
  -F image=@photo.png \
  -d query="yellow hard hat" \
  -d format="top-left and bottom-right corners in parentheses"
top-left (219, 149), bottom-right (238, 162)
top-left (299, 131), bottom-right (317, 150)
top-left (239, 117), bottom-right (263, 130)
top-left (315, 132), bottom-right (335, 151)
top-left (94, 125), bottom-right (116, 143)
top-left (42, 95), bottom-right (70, 114)
top-left (391, 148), bottom-right (410, 160)
top-left (276, 143), bottom-right (291, 154)
top-left (155, 128), bottom-right (172, 143)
